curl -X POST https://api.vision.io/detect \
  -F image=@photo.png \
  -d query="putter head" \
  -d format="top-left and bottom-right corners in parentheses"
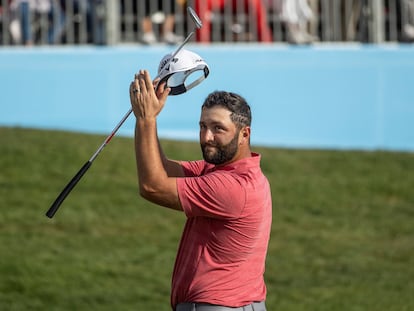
top-left (187, 6), bottom-right (202, 29)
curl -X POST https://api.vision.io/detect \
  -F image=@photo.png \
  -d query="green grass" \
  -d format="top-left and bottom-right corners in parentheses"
top-left (1, 126), bottom-right (413, 311)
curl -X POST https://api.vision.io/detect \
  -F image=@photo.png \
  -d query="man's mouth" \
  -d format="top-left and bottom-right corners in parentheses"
top-left (204, 144), bottom-right (218, 151)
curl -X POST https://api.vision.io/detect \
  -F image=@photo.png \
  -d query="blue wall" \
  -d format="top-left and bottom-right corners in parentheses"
top-left (1, 44), bottom-right (413, 151)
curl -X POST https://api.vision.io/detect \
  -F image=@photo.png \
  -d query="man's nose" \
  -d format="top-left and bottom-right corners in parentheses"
top-left (200, 128), bottom-right (214, 142)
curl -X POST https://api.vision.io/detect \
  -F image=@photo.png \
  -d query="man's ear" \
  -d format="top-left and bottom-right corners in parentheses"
top-left (240, 126), bottom-right (251, 144)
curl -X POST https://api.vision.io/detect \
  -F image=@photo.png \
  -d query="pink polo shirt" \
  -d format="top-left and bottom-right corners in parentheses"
top-left (172, 153), bottom-right (272, 309)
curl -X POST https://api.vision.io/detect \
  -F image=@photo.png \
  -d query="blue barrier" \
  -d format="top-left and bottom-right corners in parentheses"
top-left (0, 44), bottom-right (413, 151)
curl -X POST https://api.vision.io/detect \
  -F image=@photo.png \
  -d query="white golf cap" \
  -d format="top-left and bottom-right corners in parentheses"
top-left (157, 49), bottom-right (210, 95)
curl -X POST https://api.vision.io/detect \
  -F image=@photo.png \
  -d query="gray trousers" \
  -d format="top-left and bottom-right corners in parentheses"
top-left (175, 301), bottom-right (266, 311)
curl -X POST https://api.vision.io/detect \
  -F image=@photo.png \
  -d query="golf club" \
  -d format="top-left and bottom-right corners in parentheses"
top-left (46, 7), bottom-right (203, 218)
top-left (161, 8), bottom-right (201, 67)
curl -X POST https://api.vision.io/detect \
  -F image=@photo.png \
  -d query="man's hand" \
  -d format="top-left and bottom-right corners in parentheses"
top-left (129, 70), bottom-right (170, 120)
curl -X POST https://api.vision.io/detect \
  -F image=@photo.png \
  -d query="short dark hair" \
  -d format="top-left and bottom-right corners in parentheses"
top-left (202, 91), bottom-right (252, 127)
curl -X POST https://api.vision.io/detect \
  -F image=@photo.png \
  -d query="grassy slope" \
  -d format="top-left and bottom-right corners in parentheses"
top-left (0, 127), bottom-right (413, 311)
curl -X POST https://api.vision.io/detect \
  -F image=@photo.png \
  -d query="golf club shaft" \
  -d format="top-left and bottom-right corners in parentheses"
top-left (154, 29), bottom-right (196, 84)
top-left (154, 6), bottom-right (201, 82)
top-left (46, 6), bottom-right (202, 218)
top-left (169, 7), bottom-right (201, 60)
top-left (170, 30), bottom-right (195, 59)
top-left (46, 109), bottom-right (133, 218)
top-left (46, 40), bottom-right (191, 218)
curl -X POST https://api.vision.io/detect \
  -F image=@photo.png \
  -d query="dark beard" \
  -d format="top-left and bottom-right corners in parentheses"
top-left (201, 132), bottom-right (239, 165)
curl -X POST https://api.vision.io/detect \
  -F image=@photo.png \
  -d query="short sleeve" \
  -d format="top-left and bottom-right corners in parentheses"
top-left (180, 160), bottom-right (206, 177)
top-left (177, 171), bottom-right (246, 219)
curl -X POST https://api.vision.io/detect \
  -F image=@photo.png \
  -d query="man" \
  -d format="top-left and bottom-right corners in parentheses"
top-left (129, 70), bottom-right (272, 311)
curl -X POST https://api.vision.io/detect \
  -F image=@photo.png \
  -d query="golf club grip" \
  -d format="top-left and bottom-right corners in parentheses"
top-left (46, 161), bottom-right (92, 218)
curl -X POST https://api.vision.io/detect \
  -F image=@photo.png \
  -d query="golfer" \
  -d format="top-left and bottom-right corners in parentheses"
top-left (129, 70), bottom-right (272, 311)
